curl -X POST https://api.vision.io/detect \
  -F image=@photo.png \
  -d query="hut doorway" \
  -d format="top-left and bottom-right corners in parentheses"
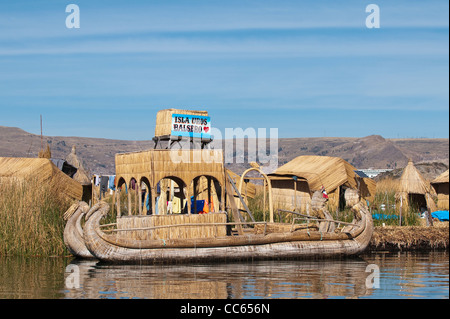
top-left (190, 175), bottom-right (223, 214)
top-left (155, 177), bottom-right (188, 215)
top-left (408, 193), bottom-right (427, 213)
top-left (140, 177), bottom-right (152, 215)
top-left (339, 185), bottom-right (347, 212)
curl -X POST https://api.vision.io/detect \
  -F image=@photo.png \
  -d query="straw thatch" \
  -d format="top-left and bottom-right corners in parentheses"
top-left (431, 169), bottom-right (449, 210)
top-left (396, 160), bottom-right (437, 213)
top-left (270, 156), bottom-right (376, 211)
top-left (154, 108), bottom-right (209, 137)
top-left (273, 156), bottom-right (358, 191)
top-left (0, 157), bottom-right (83, 200)
top-left (38, 144), bottom-right (52, 159)
top-left (65, 145), bottom-right (90, 185)
top-left (398, 160), bottom-right (434, 195)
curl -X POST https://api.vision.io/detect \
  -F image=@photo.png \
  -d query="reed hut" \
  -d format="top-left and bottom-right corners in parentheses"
top-left (115, 149), bottom-right (225, 216)
top-left (112, 148), bottom-right (228, 240)
top-left (396, 160), bottom-right (437, 214)
top-left (65, 145), bottom-right (92, 202)
top-left (431, 169), bottom-right (449, 210)
top-left (0, 157), bottom-right (83, 200)
top-left (270, 156), bottom-right (376, 213)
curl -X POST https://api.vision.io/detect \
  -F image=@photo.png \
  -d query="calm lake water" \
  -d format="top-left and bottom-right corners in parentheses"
top-left (0, 251), bottom-right (448, 299)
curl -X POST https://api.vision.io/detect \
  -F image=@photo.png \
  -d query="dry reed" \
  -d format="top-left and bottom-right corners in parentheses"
top-left (370, 224), bottom-right (449, 251)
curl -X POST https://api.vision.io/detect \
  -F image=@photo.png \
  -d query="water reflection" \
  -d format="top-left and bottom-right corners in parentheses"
top-left (62, 258), bottom-right (373, 299)
top-left (362, 251), bottom-right (449, 299)
top-left (0, 257), bottom-right (69, 299)
top-left (0, 252), bottom-right (447, 299)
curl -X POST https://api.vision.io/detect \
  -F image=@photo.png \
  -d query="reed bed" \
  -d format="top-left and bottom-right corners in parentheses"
top-left (0, 178), bottom-right (73, 257)
top-left (370, 224), bottom-right (449, 251)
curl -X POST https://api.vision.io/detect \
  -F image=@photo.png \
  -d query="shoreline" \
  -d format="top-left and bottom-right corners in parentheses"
top-left (368, 223), bottom-right (449, 252)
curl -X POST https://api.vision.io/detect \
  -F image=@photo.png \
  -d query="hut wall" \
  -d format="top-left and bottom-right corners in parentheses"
top-left (437, 193), bottom-right (449, 210)
top-left (327, 188), bottom-right (339, 212)
top-left (344, 188), bottom-right (360, 207)
top-left (271, 180), bottom-right (311, 213)
top-left (360, 177), bottom-right (377, 204)
top-left (116, 213), bottom-right (227, 240)
top-left (434, 183), bottom-right (449, 210)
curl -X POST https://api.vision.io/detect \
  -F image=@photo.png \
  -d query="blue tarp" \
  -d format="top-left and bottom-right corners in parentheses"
top-left (191, 198), bottom-right (205, 214)
top-left (431, 210), bottom-right (449, 221)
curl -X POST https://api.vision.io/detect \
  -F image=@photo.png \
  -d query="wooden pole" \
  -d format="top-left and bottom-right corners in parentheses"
top-left (193, 178), bottom-right (198, 214)
top-left (220, 180), bottom-right (225, 212)
top-left (134, 182), bottom-right (138, 215)
top-left (263, 179), bottom-right (266, 222)
top-left (138, 182), bottom-right (142, 215)
top-left (151, 186), bottom-right (156, 215)
top-left (207, 176), bottom-right (212, 212)
top-left (112, 189), bottom-right (116, 217)
top-left (117, 188), bottom-right (121, 217)
top-left (185, 186), bottom-right (191, 215)
top-left (293, 178), bottom-right (297, 212)
top-left (128, 182), bottom-right (132, 216)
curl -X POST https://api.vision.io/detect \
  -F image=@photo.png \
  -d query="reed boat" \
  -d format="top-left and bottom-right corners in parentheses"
top-left (63, 109), bottom-right (374, 263)
top-left (79, 200), bottom-right (373, 263)
top-left (63, 201), bottom-right (94, 259)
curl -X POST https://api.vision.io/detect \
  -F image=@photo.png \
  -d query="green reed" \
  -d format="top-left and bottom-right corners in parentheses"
top-left (0, 178), bottom-right (73, 257)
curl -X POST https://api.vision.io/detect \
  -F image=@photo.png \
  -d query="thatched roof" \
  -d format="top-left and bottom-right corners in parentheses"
top-left (271, 155), bottom-right (361, 192)
top-left (431, 169), bottom-right (449, 185)
top-left (65, 146), bottom-right (91, 185)
top-left (398, 160), bottom-right (433, 195)
top-left (0, 157), bottom-right (83, 199)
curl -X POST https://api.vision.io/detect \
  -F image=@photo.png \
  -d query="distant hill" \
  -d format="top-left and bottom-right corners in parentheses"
top-left (375, 162), bottom-right (449, 182)
top-left (0, 126), bottom-right (448, 180)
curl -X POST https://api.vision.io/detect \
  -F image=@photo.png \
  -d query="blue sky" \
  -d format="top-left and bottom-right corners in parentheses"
top-left (0, 0), bottom-right (448, 140)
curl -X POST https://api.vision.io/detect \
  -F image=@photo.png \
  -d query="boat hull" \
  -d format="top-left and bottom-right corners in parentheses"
top-left (82, 202), bottom-right (373, 263)
top-left (63, 201), bottom-right (95, 259)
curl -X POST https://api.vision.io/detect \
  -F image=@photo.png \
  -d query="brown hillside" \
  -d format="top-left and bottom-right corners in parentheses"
top-left (0, 126), bottom-right (448, 178)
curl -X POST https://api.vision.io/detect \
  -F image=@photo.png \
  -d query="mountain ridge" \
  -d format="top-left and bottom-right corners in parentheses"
top-left (0, 126), bottom-right (448, 179)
